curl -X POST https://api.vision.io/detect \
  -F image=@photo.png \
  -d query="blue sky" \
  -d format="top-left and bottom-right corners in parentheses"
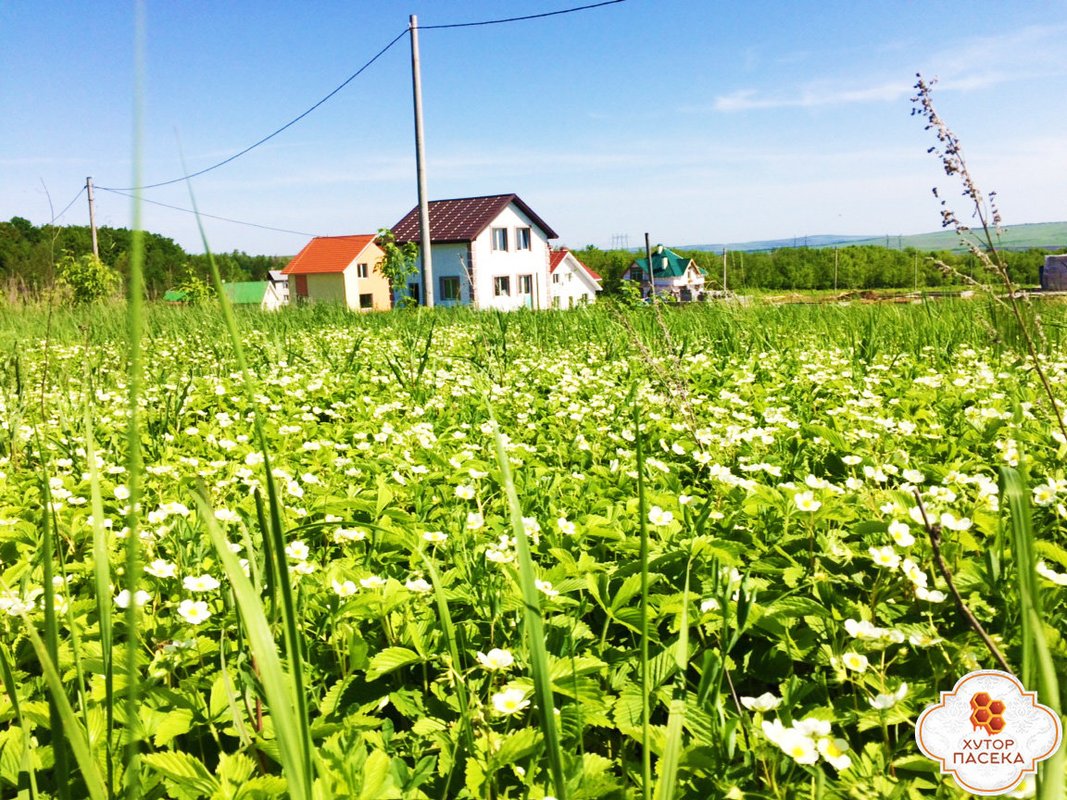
top-left (2, 1), bottom-right (1065, 255)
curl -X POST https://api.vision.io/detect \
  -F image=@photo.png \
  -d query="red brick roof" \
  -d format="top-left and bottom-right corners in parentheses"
top-left (550, 248), bottom-right (602, 281)
top-left (282, 235), bottom-right (376, 275)
top-left (391, 194), bottom-right (558, 243)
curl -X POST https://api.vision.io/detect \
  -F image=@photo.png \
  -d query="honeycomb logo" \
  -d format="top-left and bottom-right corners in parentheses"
top-left (917, 670), bottom-right (1061, 795)
top-left (969, 692), bottom-right (1006, 735)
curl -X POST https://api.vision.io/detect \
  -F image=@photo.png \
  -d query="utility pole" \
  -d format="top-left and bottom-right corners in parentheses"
top-left (834, 247), bottom-right (839, 292)
top-left (409, 15), bottom-right (434, 308)
top-left (722, 248), bottom-right (728, 294)
top-left (86, 176), bottom-right (99, 260)
top-left (644, 233), bottom-right (653, 300)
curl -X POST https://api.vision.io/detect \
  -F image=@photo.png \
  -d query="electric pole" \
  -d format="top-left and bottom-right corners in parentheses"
top-left (86, 176), bottom-right (99, 260)
top-left (722, 248), bottom-right (728, 294)
top-left (409, 14), bottom-right (434, 307)
top-left (644, 233), bottom-right (653, 300)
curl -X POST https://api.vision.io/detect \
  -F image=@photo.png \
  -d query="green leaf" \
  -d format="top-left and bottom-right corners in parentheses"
top-left (142, 751), bottom-right (220, 798)
top-left (489, 728), bottom-right (542, 771)
top-left (153, 707), bottom-right (194, 747)
top-left (364, 647), bottom-right (422, 682)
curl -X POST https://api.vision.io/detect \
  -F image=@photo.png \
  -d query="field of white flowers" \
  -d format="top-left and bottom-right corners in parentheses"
top-left (0, 300), bottom-right (1064, 799)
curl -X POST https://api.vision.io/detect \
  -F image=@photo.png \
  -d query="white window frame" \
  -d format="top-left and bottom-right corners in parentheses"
top-left (491, 227), bottom-right (509, 251)
top-left (356, 262), bottom-right (369, 278)
top-left (518, 274), bottom-right (533, 294)
top-left (493, 276), bottom-right (511, 296)
top-left (516, 227), bottom-right (531, 250)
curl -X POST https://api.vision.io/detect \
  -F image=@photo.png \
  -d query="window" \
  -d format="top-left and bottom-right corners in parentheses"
top-left (408, 282), bottom-right (420, 304)
top-left (439, 276), bottom-right (461, 302)
top-left (518, 274), bottom-right (533, 294)
top-left (516, 227), bottom-right (531, 250)
top-left (552, 273), bottom-right (560, 284)
top-left (491, 227), bottom-right (508, 251)
top-left (356, 262), bottom-right (369, 278)
top-left (359, 293), bottom-right (373, 309)
top-left (493, 276), bottom-right (511, 296)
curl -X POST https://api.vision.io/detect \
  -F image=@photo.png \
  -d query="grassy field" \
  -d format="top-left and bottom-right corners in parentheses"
top-left (0, 298), bottom-right (1065, 799)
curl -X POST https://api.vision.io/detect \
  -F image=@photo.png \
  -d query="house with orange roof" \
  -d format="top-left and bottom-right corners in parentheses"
top-left (282, 234), bottom-right (391, 311)
top-left (391, 193), bottom-right (558, 311)
top-left (548, 248), bottom-right (601, 308)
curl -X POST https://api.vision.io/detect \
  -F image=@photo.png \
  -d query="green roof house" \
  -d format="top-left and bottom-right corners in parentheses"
top-left (222, 281), bottom-right (286, 311)
top-left (162, 289), bottom-right (189, 303)
top-left (624, 246), bottom-right (706, 301)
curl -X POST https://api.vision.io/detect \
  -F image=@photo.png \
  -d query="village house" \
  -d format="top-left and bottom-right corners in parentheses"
top-left (282, 234), bottom-right (391, 311)
top-left (549, 248), bottom-right (601, 307)
top-left (222, 280), bottom-right (287, 311)
top-left (391, 193), bottom-right (558, 311)
top-left (624, 246), bottom-right (706, 300)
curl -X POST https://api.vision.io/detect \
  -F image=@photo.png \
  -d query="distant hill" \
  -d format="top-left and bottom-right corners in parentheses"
top-left (682, 221), bottom-right (1067, 254)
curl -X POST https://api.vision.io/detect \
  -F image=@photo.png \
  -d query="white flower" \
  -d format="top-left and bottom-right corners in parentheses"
top-left (762, 720), bottom-right (819, 765)
top-left (466, 512), bottom-right (484, 531)
top-left (841, 652), bottom-right (868, 673)
top-left (115, 589), bottom-right (152, 609)
top-left (842, 455), bottom-right (862, 466)
top-left (700, 598), bottom-right (720, 613)
top-left (177, 599), bottom-right (212, 625)
top-left (939, 512), bottom-right (972, 532)
top-left (1035, 561), bottom-right (1067, 586)
top-left (887, 521), bottom-right (915, 547)
top-left (557, 516), bottom-right (576, 535)
top-left (334, 527), bottom-right (367, 543)
top-left (793, 491), bottom-right (821, 512)
top-left (903, 469), bottom-right (925, 484)
top-left (817, 736), bottom-right (852, 770)
top-left (476, 648), bottom-right (515, 670)
top-left (359, 575), bottom-right (385, 590)
top-left (648, 506), bottom-right (674, 526)
top-left (915, 586), bottom-right (946, 603)
top-left (214, 508), bottom-right (240, 523)
top-left (422, 530), bottom-right (447, 544)
top-left (114, 485), bottom-right (130, 501)
top-left (868, 545), bottom-right (900, 570)
top-left (285, 541), bottom-right (310, 561)
top-left (331, 579), bottom-right (357, 597)
top-left (869, 683), bottom-right (908, 710)
top-left (182, 574), bottom-right (220, 592)
top-left (740, 692), bottom-right (781, 712)
top-left (144, 559), bottom-right (177, 578)
top-left (405, 578), bottom-right (432, 593)
top-left (491, 687), bottom-right (530, 715)
top-left (535, 579), bottom-right (559, 598)
top-left (455, 485), bottom-right (475, 500)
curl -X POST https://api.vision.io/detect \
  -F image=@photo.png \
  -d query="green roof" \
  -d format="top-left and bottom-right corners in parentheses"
top-left (222, 281), bottom-right (268, 304)
top-left (162, 289), bottom-right (189, 302)
top-left (632, 248), bottom-right (699, 278)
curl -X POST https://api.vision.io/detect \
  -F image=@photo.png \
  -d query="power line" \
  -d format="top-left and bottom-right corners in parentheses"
top-left (96, 1), bottom-right (627, 193)
top-left (99, 28), bottom-right (409, 192)
top-left (52, 186), bottom-right (87, 223)
top-left (97, 187), bottom-right (322, 238)
top-left (421, 0), bottom-right (626, 29)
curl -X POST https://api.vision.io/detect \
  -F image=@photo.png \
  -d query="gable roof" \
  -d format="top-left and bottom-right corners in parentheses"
top-left (391, 194), bottom-right (558, 244)
top-left (631, 247), bottom-right (702, 278)
top-left (550, 249), bottom-right (602, 281)
top-left (223, 281), bottom-right (268, 305)
top-left (283, 235), bottom-right (377, 275)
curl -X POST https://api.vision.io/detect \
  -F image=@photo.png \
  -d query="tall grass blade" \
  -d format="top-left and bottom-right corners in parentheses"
top-left (489, 412), bottom-right (567, 800)
top-left (654, 562), bottom-right (690, 800)
top-left (1001, 468), bottom-right (1064, 800)
top-left (13, 603), bottom-right (108, 800)
top-left (193, 490), bottom-right (313, 800)
top-left (633, 399), bottom-right (652, 800)
top-left (182, 161), bottom-right (315, 799)
top-left (0, 643), bottom-right (40, 799)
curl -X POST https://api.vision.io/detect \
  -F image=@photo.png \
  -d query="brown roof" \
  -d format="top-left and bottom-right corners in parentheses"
top-left (391, 193), bottom-right (558, 244)
top-left (282, 235), bottom-right (377, 275)
top-left (550, 248), bottom-right (602, 281)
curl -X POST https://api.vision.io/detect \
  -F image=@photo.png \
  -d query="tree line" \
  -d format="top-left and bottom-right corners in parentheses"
top-left (0, 216), bottom-right (1051, 303)
top-left (576, 243), bottom-right (1048, 294)
top-left (0, 217), bottom-right (288, 299)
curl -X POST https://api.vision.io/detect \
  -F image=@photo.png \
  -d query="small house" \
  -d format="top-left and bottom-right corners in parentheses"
top-left (222, 281), bottom-right (286, 311)
top-left (549, 249), bottom-right (601, 308)
top-left (1040, 254), bottom-right (1067, 291)
top-left (282, 235), bottom-right (391, 311)
top-left (624, 246), bottom-right (706, 300)
top-left (391, 193), bottom-right (558, 311)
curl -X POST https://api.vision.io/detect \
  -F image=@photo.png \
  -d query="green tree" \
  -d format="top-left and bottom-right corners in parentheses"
top-left (376, 228), bottom-right (418, 306)
top-left (57, 253), bottom-right (120, 304)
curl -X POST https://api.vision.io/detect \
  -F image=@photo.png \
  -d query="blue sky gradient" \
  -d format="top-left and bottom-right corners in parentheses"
top-left (2, 1), bottom-right (1065, 255)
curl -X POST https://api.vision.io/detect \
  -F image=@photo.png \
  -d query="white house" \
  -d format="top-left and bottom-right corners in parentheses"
top-left (391, 194), bottom-right (558, 311)
top-left (624, 246), bottom-right (706, 300)
top-left (549, 248), bottom-right (601, 308)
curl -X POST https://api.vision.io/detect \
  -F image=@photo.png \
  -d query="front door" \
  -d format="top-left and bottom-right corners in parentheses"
top-left (518, 274), bottom-right (533, 308)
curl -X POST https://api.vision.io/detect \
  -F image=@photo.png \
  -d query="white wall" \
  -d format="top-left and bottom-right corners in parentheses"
top-left (550, 253), bottom-right (600, 308)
